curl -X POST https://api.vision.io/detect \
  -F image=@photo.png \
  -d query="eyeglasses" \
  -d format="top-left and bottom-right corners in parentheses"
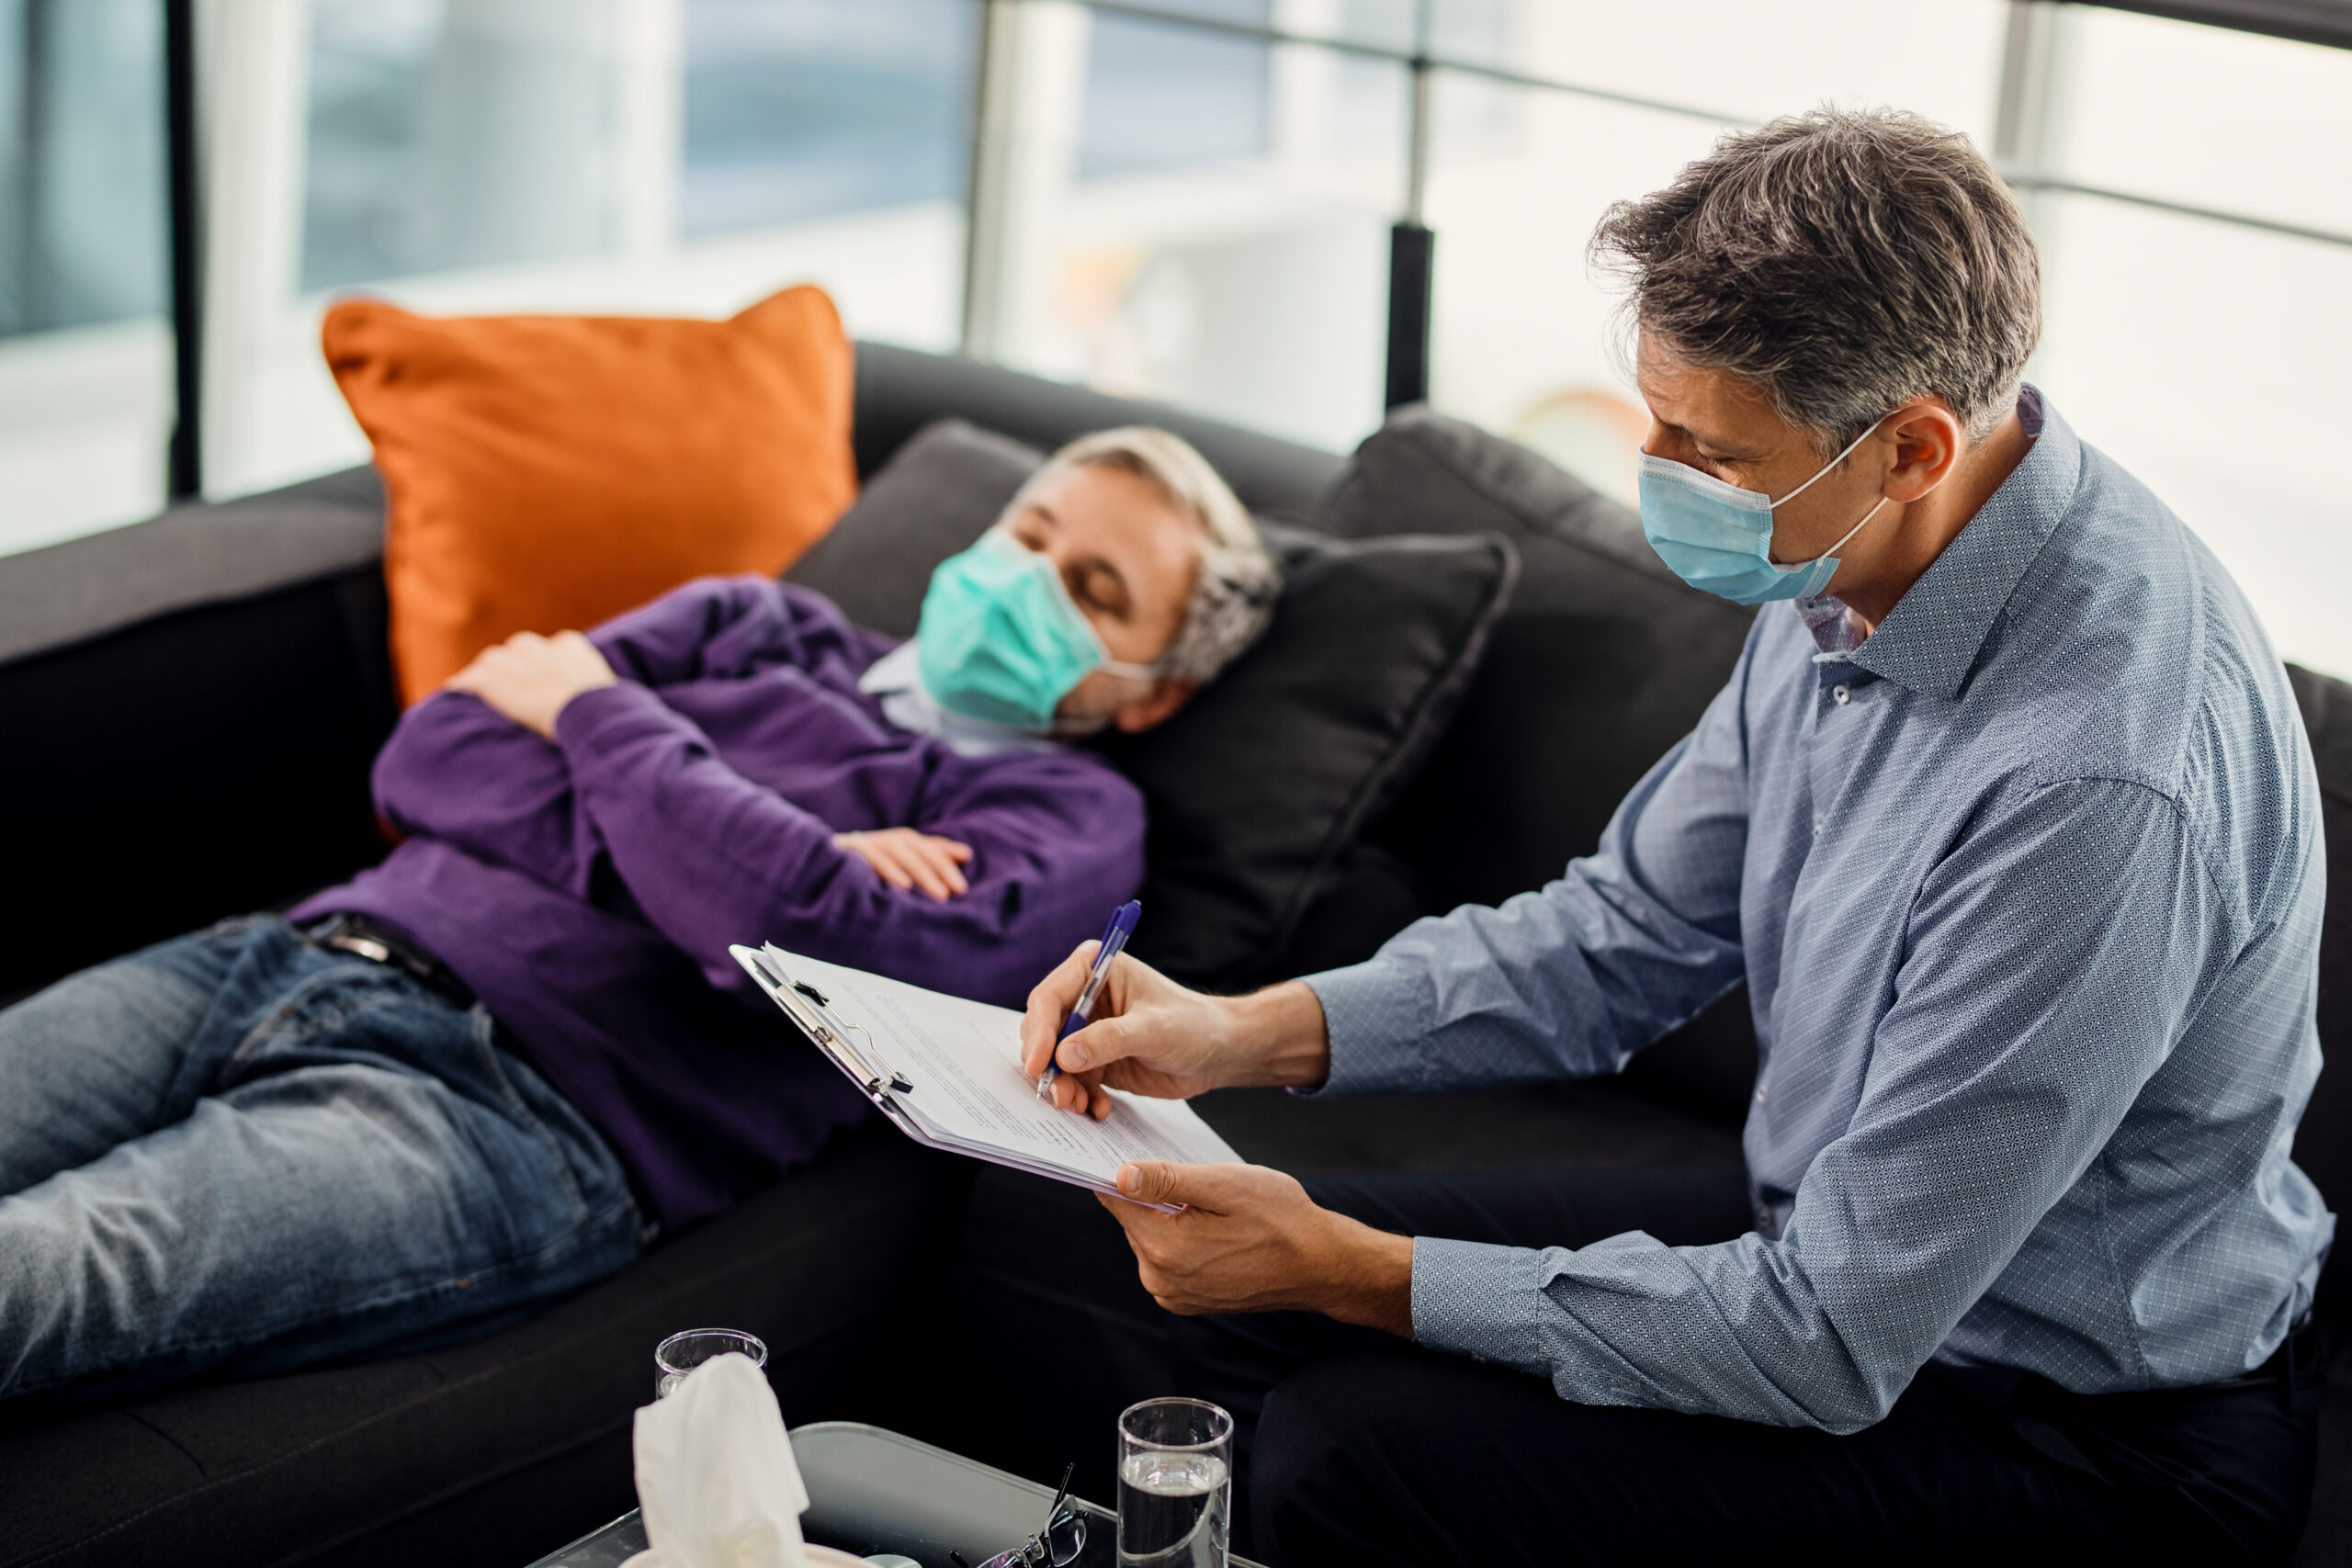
top-left (950, 1461), bottom-right (1088, 1568)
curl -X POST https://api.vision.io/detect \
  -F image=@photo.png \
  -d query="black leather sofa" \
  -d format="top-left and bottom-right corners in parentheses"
top-left (1, 343), bottom-right (2346, 1565)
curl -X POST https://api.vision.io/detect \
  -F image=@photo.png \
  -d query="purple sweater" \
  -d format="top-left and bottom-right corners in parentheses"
top-left (295, 577), bottom-right (1148, 1228)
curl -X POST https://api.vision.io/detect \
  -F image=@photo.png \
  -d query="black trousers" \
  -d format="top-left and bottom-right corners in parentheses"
top-left (1176, 1168), bottom-right (2318, 1568)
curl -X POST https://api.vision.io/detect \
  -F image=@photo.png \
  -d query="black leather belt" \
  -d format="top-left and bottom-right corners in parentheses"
top-left (305, 913), bottom-right (476, 1010)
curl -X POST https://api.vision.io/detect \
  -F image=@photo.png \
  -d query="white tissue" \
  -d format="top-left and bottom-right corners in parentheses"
top-left (622, 1352), bottom-right (810, 1568)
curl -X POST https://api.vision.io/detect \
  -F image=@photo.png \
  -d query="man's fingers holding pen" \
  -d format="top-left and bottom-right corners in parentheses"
top-left (1021, 940), bottom-right (1105, 1076)
top-left (1042, 1055), bottom-right (1115, 1120)
top-left (1023, 943), bottom-right (1251, 1111)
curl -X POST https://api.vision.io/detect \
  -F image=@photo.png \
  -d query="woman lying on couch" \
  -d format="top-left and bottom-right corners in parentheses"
top-left (0, 426), bottom-right (1277, 1404)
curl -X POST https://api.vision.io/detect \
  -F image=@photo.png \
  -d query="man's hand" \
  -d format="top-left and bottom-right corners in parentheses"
top-left (1019, 951), bottom-right (1331, 1119)
top-left (1099, 1161), bottom-right (1415, 1336)
top-left (443, 630), bottom-right (617, 739)
top-left (834, 829), bottom-right (975, 900)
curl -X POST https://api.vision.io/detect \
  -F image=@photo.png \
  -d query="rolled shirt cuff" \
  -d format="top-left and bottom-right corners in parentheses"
top-left (1300, 958), bottom-right (1436, 1097)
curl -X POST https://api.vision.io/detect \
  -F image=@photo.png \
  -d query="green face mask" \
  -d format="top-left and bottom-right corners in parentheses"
top-left (915, 531), bottom-right (1161, 730)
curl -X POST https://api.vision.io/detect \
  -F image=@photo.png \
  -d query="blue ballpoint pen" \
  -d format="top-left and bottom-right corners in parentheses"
top-left (1037, 899), bottom-right (1141, 1100)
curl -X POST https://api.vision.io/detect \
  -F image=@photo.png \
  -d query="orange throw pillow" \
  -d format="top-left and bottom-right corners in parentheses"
top-left (324, 285), bottom-right (856, 705)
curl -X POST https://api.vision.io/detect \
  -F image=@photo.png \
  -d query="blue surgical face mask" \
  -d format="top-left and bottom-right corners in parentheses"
top-left (914, 530), bottom-right (1159, 730)
top-left (1636, 421), bottom-right (1890, 605)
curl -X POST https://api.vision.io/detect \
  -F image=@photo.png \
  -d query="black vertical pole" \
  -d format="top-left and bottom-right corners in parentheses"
top-left (1384, 5), bottom-right (1435, 412)
top-left (1384, 220), bottom-right (1432, 410)
top-left (164, 0), bottom-right (202, 501)
top-left (17, 1), bottom-right (56, 331)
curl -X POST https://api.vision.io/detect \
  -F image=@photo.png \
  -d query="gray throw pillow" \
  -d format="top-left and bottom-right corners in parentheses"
top-left (793, 415), bottom-right (1520, 988)
top-left (1318, 406), bottom-right (1758, 913)
top-left (786, 417), bottom-right (1039, 637)
top-left (1094, 524), bottom-right (1517, 985)
top-left (1318, 407), bottom-right (1761, 1107)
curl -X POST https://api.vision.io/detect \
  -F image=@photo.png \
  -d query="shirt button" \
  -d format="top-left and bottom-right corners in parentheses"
top-left (1754, 1083), bottom-right (1767, 1102)
top-left (1813, 817), bottom-right (1824, 835)
top-left (1832, 683), bottom-right (1850, 705)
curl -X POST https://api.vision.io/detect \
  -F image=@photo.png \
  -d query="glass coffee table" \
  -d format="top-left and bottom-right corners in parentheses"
top-left (523, 1421), bottom-right (1267, 1568)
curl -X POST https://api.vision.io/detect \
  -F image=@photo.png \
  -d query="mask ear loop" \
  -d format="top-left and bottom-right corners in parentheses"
top-left (1046, 656), bottom-right (1170, 738)
top-left (1795, 495), bottom-right (1890, 566)
top-left (1771, 418), bottom-right (1884, 507)
top-left (1774, 418), bottom-right (1893, 567)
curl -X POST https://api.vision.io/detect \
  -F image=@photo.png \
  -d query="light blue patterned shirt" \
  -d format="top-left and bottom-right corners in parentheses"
top-left (1306, 391), bottom-right (2332, 1433)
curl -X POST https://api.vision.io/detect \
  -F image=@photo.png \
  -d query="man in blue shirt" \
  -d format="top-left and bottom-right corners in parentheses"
top-left (1022, 108), bottom-right (2328, 1563)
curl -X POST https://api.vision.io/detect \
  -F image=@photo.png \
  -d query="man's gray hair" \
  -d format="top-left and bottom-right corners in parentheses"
top-left (1590, 107), bottom-right (2041, 453)
top-left (1006, 425), bottom-right (1281, 683)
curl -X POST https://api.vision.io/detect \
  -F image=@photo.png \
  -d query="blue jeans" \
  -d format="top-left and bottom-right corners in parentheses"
top-left (0, 915), bottom-right (640, 1402)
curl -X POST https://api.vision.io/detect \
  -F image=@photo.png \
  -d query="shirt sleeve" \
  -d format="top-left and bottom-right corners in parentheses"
top-left (371, 692), bottom-right (604, 895)
top-left (368, 577), bottom-right (867, 897)
top-left (1306, 655), bottom-right (1757, 1095)
top-left (1405, 775), bottom-right (2235, 1432)
top-left (551, 680), bottom-right (1148, 1009)
top-left (586, 573), bottom-right (820, 687)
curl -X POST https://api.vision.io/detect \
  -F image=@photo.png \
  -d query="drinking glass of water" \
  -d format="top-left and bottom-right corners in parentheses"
top-left (1116, 1397), bottom-right (1232, 1568)
top-left (653, 1327), bottom-right (767, 1399)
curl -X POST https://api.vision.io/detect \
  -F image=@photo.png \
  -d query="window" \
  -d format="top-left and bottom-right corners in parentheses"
top-left (199, 0), bottom-right (978, 502)
top-left (0, 0), bottom-right (171, 554)
top-left (4, 0), bottom-right (2345, 688)
top-left (682, 0), bottom-right (977, 236)
top-left (303, 0), bottom-right (619, 292)
top-left (973, 1), bottom-right (1402, 449)
top-left (2021, 7), bottom-right (2352, 684)
top-left (1405, 0), bottom-right (2352, 677)
top-left (1421, 0), bottom-right (2012, 471)
top-left (1079, 0), bottom-right (1272, 179)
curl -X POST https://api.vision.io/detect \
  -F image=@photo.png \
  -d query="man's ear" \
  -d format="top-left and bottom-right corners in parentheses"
top-left (1883, 398), bottom-right (1965, 503)
top-left (1112, 676), bottom-right (1201, 734)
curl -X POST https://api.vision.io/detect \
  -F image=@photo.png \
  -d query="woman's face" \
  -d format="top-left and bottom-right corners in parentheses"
top-left (999, 462), bottom-right (1204, 725)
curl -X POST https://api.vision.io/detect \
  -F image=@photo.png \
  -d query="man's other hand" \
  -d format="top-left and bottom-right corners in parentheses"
top-left (1098, 1161), bottom-right (1415, 1336)
top-left (443, 630), bottom-right (617, 739)
top-left (833, 829), bottom-right (975, 900)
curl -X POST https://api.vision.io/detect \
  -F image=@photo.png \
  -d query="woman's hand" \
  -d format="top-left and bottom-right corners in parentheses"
top-left (443, 630), bottom-right (616, 739)
top-left (833, 829), bottom-right (975, 900)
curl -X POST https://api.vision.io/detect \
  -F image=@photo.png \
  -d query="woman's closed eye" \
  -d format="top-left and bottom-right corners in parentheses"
top-left (1069, 558), bottom-right (1130, 618)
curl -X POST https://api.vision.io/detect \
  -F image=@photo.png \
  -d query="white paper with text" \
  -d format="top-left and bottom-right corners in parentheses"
top-left (735, 944), bottom-right (1239, 1199)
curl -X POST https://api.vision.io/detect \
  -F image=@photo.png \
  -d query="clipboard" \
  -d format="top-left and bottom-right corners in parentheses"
top-left (741, 944), bottom-right (913, 1100)
top-left (732, 943), bottom-right (1239, 1212)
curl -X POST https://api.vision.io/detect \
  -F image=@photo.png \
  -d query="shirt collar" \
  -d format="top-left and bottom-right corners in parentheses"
top-left (1795, 387), bottom-right (2079, 701)
top-left (857, 639), bottom-right (1060, 758)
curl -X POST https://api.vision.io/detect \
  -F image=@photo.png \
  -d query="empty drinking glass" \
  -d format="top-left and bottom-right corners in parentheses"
top-left (653, 1327), bottom-right (768, 1399)
top-left (1116, 1398), bottom-right (1231, 1568)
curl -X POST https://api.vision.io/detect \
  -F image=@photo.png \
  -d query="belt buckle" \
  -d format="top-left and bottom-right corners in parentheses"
top-left (325, 931), bottom-right (395, 966)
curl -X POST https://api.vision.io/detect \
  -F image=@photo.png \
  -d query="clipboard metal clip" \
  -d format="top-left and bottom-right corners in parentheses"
top-left (759, 947), bottom-right (915, 1098)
